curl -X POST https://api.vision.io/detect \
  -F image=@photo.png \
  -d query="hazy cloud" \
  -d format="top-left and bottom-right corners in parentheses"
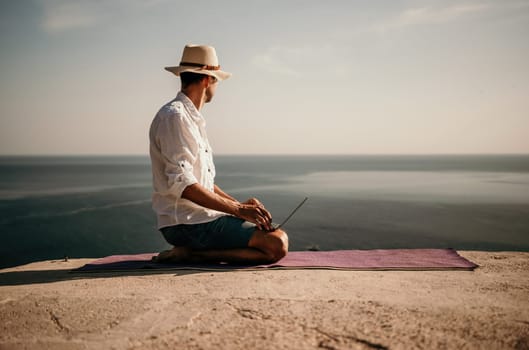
top-left (252, 45), bottom-right (350, 78)
top-left (371, 2), bottom-right (491, 33)
top-left (252, 46), bottom-right (303, 77)
top-left (40, 0), bottom-right (105, 33)
top-left (40, 0), bottom-right (166, 33)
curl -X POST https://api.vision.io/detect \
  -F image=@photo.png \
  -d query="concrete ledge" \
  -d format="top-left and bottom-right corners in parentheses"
top-left (1, 251), bottom-right (528, 349)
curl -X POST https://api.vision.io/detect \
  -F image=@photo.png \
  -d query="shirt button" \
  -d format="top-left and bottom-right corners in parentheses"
top-left (208, 169), bottom-right (211, 172)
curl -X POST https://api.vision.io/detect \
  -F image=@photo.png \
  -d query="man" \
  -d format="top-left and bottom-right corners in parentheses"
top-left (149, 44), bottom-right (288, 264)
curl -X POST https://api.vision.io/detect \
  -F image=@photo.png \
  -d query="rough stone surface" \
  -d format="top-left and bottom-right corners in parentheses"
top-left (0, 251), bottom-right (528, 349)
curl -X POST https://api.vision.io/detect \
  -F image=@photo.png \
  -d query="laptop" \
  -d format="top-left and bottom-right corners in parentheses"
top-left (270, 197), bottom-right (308, 230)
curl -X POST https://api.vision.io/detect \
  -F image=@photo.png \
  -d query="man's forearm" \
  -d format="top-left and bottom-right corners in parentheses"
top-left (214, 184), bottom-right (238, 203)
top-left (183, 183), bottom-right (274, 231)
top-left (182, 183), bottom-right (240, 216)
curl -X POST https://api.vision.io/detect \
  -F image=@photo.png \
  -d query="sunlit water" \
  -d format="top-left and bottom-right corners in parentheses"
top-left (1, 155), bottom-right (528, 268)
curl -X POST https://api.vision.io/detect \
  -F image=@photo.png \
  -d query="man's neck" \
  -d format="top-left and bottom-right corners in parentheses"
top-left (181, 88), bottom-right (206, 111)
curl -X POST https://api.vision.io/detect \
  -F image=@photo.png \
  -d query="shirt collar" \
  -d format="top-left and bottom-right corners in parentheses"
top-left (176, 91), bottom-right (206, 127)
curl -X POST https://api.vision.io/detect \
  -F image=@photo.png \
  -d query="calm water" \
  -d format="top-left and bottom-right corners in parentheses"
top-left (1, 155), bottom-right (529, 268)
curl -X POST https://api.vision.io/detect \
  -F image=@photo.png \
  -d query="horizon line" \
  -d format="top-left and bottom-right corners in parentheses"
top-left (1, 152), bottom-right (529, 157)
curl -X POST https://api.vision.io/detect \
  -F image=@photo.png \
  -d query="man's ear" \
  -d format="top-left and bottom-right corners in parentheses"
top-left (202, 76), bottom-right (210, 87)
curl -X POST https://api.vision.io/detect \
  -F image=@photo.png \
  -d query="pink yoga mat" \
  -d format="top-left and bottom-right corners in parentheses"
top-left (74, 249), bottom-right (478, 272)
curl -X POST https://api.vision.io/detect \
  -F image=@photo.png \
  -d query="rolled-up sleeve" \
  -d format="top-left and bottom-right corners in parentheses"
top-left (155, 112), bottom-right (199, 201)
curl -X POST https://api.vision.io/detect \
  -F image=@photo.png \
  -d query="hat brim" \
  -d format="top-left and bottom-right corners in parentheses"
top-left (164, 66), bottom-right (232, 81)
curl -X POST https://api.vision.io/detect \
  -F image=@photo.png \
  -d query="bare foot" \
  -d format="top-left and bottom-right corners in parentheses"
top-left (152, 246), bottom-right (191, 263)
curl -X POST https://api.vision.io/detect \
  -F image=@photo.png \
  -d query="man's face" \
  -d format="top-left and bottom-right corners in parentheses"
top-left (205, 76), bottom-right (218, 103)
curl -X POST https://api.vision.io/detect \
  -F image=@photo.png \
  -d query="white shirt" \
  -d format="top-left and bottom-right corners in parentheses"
top-left (149, 92), bottom-right (226, 229)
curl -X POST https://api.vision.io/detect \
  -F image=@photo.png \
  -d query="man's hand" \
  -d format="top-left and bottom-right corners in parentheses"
top-left (238, 198), bottom-right (273, 231)
top-left (242, 197), bottom-right (263, 207)
top-left (183, 184), bottom-right (274, 231)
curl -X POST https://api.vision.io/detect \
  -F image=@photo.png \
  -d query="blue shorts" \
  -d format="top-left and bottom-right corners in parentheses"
top-left (160, 216), bottom-right (257, 250)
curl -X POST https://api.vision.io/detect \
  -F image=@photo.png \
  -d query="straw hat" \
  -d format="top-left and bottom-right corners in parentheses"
top-left (165, 44), bottom-right (231, 81)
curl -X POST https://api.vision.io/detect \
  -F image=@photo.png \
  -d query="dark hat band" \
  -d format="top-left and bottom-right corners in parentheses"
top-left (179, 62), bottom-right (220, 71)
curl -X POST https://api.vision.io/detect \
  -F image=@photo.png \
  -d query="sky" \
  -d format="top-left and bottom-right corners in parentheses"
top-left (0, 0), bottom-right (528, 155)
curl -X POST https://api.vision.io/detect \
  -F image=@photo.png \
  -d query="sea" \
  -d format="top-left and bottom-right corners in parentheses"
top-left (1, 154), bottom-right (529, 269)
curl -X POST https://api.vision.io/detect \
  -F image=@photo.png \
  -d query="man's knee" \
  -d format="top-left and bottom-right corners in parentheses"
top-left (265, 229), bottom-right (289, 263)
top-left (277, 229), bottom-right (289, 252)
top-left (249, 228), bottom-right (289, 263)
